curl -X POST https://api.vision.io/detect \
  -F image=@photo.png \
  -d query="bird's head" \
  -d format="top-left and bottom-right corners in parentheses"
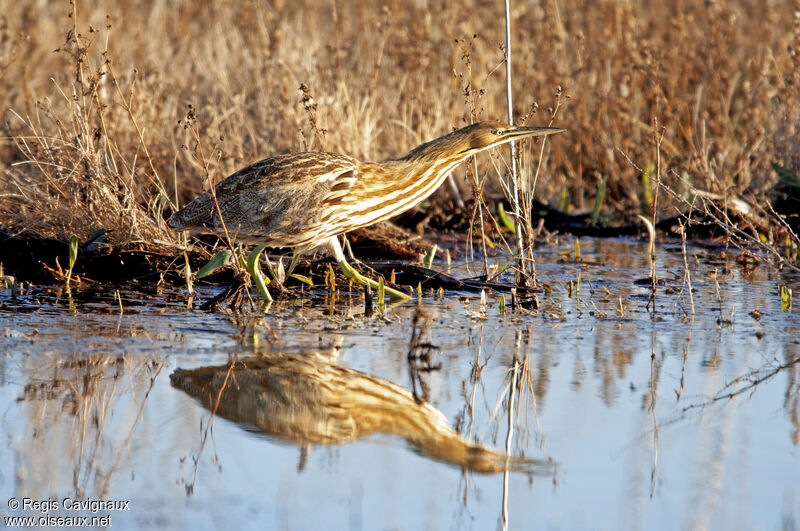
top-left (460, 120), bottom-right (565, 153)
top-left (400, 120), bottom-right (565, 163)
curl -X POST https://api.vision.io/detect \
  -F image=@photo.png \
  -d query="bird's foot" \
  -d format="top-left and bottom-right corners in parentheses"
top-left (337, 258), bottom-right (411, 301)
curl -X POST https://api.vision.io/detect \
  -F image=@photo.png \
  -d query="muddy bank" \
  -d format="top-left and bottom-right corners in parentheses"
top-left (2, 195), bottom-right (796, 291)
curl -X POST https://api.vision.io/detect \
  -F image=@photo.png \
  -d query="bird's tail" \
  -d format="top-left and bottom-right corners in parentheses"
top-left (167, 193), bottom-right (213, 230)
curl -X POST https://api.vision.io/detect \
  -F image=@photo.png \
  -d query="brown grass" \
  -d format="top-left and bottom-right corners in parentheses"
top-left (0, 0), bottom-right (797, 258)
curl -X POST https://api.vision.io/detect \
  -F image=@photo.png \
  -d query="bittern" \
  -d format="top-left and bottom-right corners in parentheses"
top-left (168, 120), bottom-right (565, 301)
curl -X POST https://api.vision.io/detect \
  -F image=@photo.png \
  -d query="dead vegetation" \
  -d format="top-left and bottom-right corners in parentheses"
top-left (0, 0), bottom-right (798, 270)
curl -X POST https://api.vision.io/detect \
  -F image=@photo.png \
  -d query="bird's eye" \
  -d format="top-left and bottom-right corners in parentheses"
top-left (494, 129), bottom-right (504, 135)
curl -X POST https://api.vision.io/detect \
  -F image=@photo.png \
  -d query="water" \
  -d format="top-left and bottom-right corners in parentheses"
top-left (1, 238), bottom-right (798, 530)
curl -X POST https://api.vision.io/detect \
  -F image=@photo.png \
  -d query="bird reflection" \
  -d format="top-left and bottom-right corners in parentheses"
top-left (170, 349), bottom-right (550, 475)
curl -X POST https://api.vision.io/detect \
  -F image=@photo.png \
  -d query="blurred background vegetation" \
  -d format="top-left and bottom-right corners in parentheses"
top-left (0, 0), bottom-right (797, 252)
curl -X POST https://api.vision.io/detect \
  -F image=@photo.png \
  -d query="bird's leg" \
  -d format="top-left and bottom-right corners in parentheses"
top-left (327, 237), bottom-right (410, 301)
top-left (343, 235), bottom-right (356, 262)
top-left (338, 256), bottom-right (411, 302)
top-left (245, 245), bottom-right (273, 303)
top-left (342, 235), bottom-right (371, 272)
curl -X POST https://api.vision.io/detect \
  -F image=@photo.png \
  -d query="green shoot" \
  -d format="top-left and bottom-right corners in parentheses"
top-left (642, 163), bottom-right (654, 210)
top-left (780, 285), bottom-right (792, 312)
top-left (423, 244), bottom-right (438, 269)
top-left (378, 276), bottom-right (385, 314)
top-left (772, 162), bottom-right (800, 193)
top-left (498, 202), bottom-right (516, 234)
top-left (66, 234), bottom-right (78, 287)
top-left (196, 250), bottom-right (232, 279)
top-left (183, 252), bottom-right (194, 294)
top-left (2, 274), bottom-right (17, 296)
top-left (286, 251), bottom-right (301, 277)
top-left (246, 245), bottom-right (273, 304)
top-left (560, 185), bottom-right (570, 212)
top-left (637, 214), bottom-right (656, 258)
top-left (591, 175), bottom-right (607, 226)
top-left (289, 273), bottom-right (313, 286)
top-left (327, 263), bottom-right (336, 292)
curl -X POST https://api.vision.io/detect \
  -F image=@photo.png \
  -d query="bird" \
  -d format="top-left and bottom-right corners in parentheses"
top-left (168, 120), bottom-right (565, 301)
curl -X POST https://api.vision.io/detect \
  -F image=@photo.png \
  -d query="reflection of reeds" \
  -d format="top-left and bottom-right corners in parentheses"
top-left (171, 350), bottom-right (551, 475)
top-left (648, 331), bottom-right (660, 499)
top-left (681, 353), bottom-right (800, 416)
top-left (482, 329), bottom-right (543, 451)
top-left (16, 352), bottom-right (163, 497)
top-left (406, 309), bottom-right (441, 403)
top-left (787, 351), bottom-right (800, 446)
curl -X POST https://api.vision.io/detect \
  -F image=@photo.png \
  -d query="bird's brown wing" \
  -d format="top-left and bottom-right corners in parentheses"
top-left (208, 152), bottom-right (360, 248)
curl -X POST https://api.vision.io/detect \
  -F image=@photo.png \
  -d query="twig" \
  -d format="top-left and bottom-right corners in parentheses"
top-left (188, 355), bottom-right (238, 493)
top-left (503, 0), bottom-right (525, 285)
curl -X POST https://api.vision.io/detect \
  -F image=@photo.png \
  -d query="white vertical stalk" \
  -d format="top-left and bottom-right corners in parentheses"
top-left (504, 0), bottom-right (526, 280)
top-left (502, 330), bottom-right (522, 529)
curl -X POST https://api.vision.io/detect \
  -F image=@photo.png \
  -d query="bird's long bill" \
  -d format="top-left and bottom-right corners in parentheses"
top-left (504, 125), bottom-right (566, 140)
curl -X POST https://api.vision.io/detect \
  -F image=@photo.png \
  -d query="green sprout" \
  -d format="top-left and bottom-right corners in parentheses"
top-left (642, 163), bottom-right (654, 209)
top-left (378, 276), bottom-right (385, 315)
top-left (423, 244), bottom-right (438, 269)
top-left (65, 234), bottom-right (79, 287)
top-left (780, 285), bottom-right (792, 312)
top-left (246, 245), bottom-right (273, 305)
top-left (196, 250), bottom-right (232, 279)
top-left (498, 202), bottom-right (516, 234)
top-left (591, 175), bottom-right (607, 226)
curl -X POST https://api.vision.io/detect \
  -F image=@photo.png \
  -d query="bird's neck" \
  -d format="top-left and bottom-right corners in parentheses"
top-left (348, 153), bottom-right (471, 221)
top-left (316, 149), bottom-right (473, 238)
top-left (382, 153), bottom-right (471, 189)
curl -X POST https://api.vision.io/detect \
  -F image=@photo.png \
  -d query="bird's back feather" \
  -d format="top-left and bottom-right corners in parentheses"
top-left (168, 152), bottom-right (360, 249)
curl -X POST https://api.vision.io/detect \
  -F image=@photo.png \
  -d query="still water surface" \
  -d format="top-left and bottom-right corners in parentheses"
top-left (1, 239), bottom-right (799, 530)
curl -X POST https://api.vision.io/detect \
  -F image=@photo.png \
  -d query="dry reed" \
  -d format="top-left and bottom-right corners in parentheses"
top-left (0, 0), bottom-right (797, 263)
